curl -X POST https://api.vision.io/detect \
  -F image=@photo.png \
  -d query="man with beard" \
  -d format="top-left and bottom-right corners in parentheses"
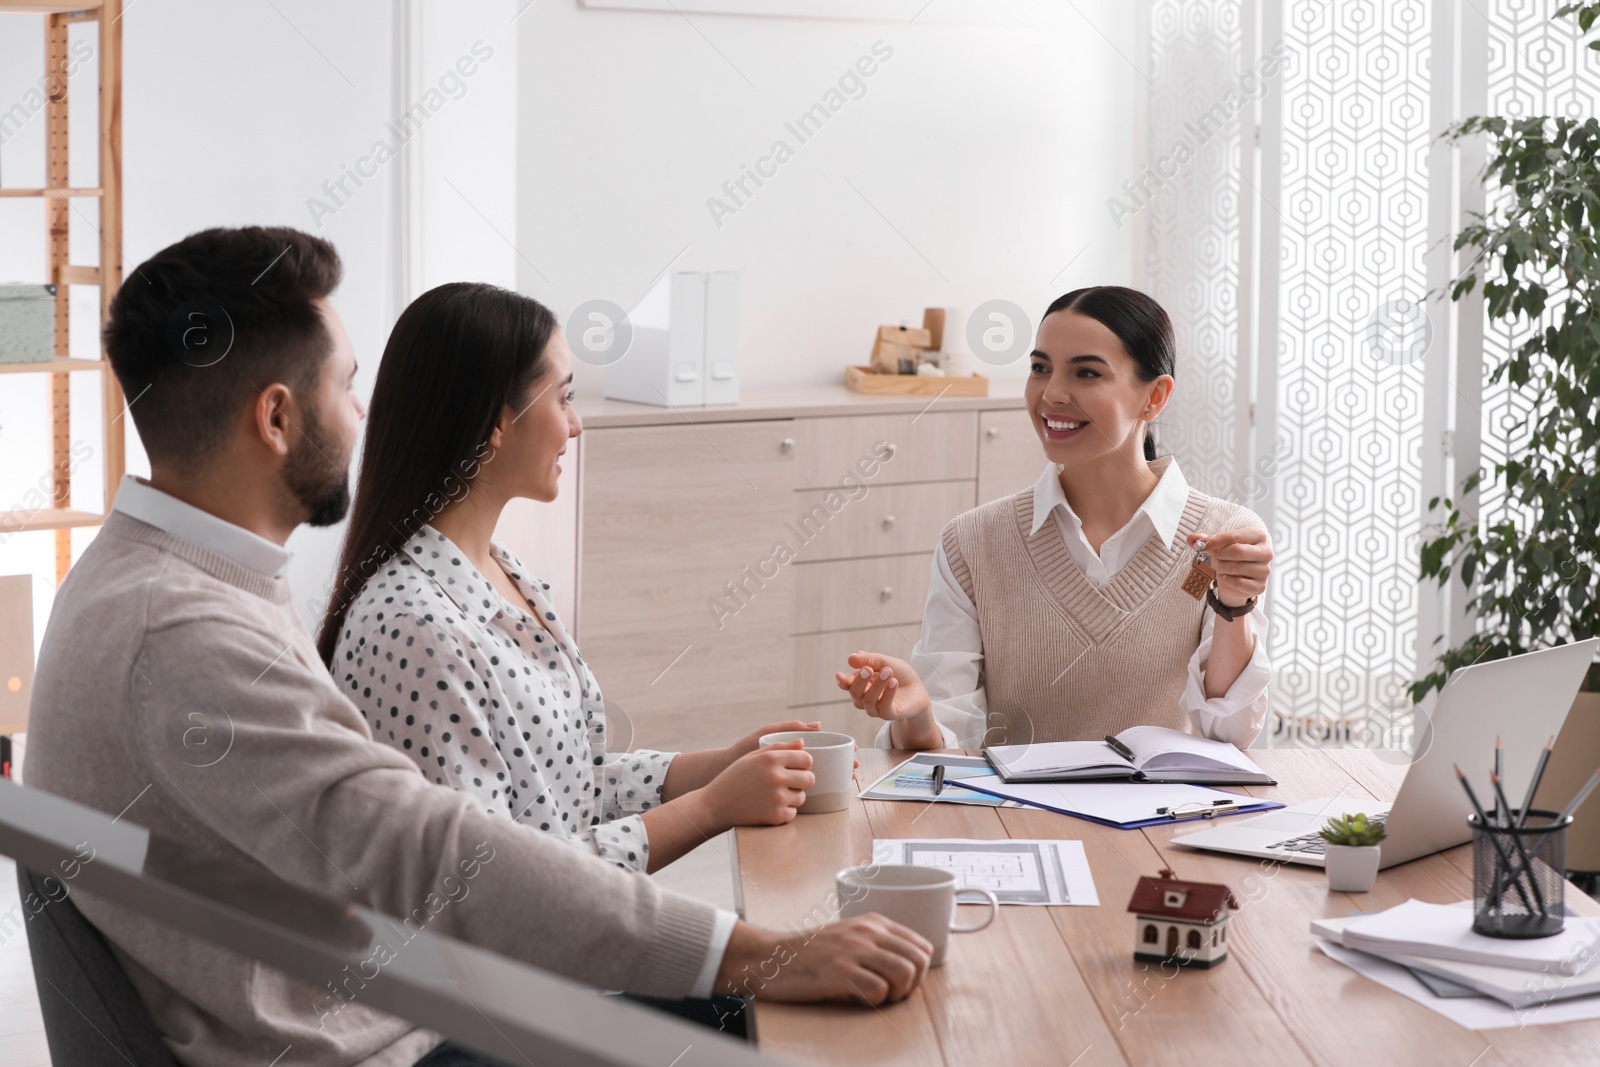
top-left (22, 227), bottom-right (930, 1067)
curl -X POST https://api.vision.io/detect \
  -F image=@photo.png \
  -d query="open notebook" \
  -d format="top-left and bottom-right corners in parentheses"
top-left (983, 725), bottom-right (1275, 785)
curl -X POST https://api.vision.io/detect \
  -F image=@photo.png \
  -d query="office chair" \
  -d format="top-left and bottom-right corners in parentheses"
top-left (17, 865), bottom-right (179, 1067)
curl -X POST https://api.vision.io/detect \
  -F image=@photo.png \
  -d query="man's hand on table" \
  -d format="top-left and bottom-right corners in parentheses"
top-left (717, 916), bottom-right (933, 1005)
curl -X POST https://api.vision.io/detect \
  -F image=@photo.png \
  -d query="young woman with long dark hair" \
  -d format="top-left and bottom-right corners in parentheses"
top-left (320, 282), bottom-right (823, 875)
top-left (836, 286), bottom-right (1275, 750)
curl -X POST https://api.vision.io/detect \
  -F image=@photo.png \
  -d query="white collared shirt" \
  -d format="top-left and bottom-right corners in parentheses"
top-left (112, 474), bottom-right (291, 577)
top-left (883, 457), bottom-right (1272, 749)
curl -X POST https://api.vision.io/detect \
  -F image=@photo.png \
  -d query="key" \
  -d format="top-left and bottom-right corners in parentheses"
top-left (1180, 540), bottom-right (1215, 600)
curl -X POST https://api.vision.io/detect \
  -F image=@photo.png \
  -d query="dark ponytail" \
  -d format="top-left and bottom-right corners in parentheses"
top-left (1042, 286), bottom-right (1175, 462)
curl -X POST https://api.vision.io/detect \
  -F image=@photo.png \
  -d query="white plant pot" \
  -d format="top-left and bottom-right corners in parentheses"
top-left (1324, 844), bottom-right (1381, 892)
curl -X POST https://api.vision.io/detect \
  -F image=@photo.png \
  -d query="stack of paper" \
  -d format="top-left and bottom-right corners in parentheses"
top-left (1311, 899), bottom-right (1600, 1019)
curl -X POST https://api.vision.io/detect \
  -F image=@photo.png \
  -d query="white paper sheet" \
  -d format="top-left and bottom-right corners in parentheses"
top-left (1315, 940), bottom-right (1600, 1029)
top-left (871, 838), bottom-right (1098, 906)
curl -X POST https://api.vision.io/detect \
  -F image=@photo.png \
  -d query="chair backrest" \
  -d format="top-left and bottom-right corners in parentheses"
top-left (17, 865), bottom-right (179, 1067)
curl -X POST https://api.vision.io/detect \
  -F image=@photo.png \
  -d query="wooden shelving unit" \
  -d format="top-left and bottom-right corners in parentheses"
top-left (0, 0), bottom-right (124, 571)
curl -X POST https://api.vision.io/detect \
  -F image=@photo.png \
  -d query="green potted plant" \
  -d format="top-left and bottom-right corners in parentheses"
top-left (1319, 813), bottom-right (1387, 892)
top-left (1414, 3), bottom-right (1600, 877)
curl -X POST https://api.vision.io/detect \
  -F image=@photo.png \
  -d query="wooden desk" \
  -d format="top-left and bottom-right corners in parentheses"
top-left (733, 749), bottom-right (1600, 1066)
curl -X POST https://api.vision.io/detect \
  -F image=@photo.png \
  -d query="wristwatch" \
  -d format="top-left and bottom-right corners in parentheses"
top-left (1206, 584), bottom-right (1256, 622)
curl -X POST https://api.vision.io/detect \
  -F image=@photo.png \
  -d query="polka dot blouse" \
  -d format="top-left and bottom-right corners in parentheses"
top-left (332, 525), bottom-right (676, 872)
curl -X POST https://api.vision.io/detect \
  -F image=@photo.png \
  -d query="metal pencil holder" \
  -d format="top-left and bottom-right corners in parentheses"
top-left (1470, 809), bottom-right (1571, 939)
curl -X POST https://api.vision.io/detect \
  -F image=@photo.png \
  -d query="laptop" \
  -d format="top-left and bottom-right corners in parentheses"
top-left (1172, 639), bottom-right (1600, 869)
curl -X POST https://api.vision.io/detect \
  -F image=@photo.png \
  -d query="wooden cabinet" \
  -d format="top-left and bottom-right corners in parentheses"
top-left (793, 411), bottom-right (976, 487)
top-left (577, 420), bottom-right (797, 753)
top-left (978, 406), bottom-right (1046, 504)
top-left (792, 481), bottom-right (975, 563)
top-left (563, 386), bottom-right (1025, 754)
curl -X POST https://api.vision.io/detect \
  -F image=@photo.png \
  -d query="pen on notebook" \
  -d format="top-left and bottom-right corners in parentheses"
top-left (932, 764), bottom-right (946, 796)
top-left (1104, 735), bottom-right (1136, 762)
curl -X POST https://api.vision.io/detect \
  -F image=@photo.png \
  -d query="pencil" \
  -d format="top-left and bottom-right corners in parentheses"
top-left (1554, 767), bottom-right (1600, 825)
top-left (1494, 737), bottom-right (1504, 826)
top-left (1493, 771), bottom-right (1549, 917)
top-left (1514, 735), bottom-right (1555, 831)
top-left (1501, 765), bottom-right (1600, 887)
top-left (1455, 765), bottom-right (1541, 917)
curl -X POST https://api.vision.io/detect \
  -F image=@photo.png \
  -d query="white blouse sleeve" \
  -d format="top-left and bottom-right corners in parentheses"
top-left (873, 546), bottom-right (985, 750)
top-left (584, 750), bottom-right (676, 873)
top-left (600, 749), bottom-right (676, 817)
top-left (1182, 598), bottom-right (1272, 748)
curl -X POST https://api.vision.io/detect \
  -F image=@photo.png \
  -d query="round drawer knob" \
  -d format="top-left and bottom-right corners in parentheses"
top-left (882, 515), bottom-right (897, 530)
top-left (879, 586), bottom-right (894, 600)
top-left (781, 437), bottom-right (796, 452)
top-left (986, 426), bottom-right (1001, 439)
top-left (885, 442), bottom-right (899, 458)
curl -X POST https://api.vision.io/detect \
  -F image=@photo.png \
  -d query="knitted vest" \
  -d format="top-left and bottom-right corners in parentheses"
top-left (941, 486), bottom-right (1265, 743)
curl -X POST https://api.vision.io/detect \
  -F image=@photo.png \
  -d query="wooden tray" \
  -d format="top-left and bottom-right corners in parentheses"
top-left (844, 365), bottom-right (988, 397)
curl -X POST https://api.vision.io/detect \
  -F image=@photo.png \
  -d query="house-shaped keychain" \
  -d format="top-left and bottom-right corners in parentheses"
top-left (1127, 867), bottom-right (1239, 968)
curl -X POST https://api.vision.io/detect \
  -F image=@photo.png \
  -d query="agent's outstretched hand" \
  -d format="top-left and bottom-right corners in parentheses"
top-left (834, 651), bottom-right (943, 750)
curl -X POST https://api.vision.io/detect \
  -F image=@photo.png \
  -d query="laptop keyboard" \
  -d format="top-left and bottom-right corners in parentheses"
top-left (1266, 812), bottom-right (1389, 855)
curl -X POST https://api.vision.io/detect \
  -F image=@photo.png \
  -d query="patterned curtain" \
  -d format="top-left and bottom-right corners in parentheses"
top-left (1144, 0), bottom-right (1246, 501)
top-left (1266, 0), bottom-right (1434, 746)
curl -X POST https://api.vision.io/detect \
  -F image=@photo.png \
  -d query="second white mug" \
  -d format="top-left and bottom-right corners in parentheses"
top-left (836, 863), bottom-right (1000, 966)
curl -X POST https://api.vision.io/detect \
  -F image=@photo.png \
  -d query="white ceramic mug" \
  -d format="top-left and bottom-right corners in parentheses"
top-left (759, 730), bottom-right (855, 814)
top-left (836, 863), bottom-right (1000, 967)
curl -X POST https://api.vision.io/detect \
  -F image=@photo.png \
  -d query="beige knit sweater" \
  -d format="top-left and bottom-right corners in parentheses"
top-left (941, 486), bottom-right (1266, 742)
top-left (24, 512), bottom-right (718, 1067)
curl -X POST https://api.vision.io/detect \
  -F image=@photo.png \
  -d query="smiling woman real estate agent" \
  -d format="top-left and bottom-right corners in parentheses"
top-left (836, 286), bottom-right (1274, 751)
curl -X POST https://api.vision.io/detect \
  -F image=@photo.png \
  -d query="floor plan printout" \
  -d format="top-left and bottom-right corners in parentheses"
top-left (871, 838), bottom-right (1098, 906)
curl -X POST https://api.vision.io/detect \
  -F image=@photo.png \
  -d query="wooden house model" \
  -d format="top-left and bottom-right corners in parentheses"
top-left (1127, 867), bottom-right (1239, 968)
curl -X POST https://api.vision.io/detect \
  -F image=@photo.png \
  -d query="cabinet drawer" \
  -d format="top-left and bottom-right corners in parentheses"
top-left (579, 420), bottom-right (797, 753)
top-left (793, 481), bottom-right (974, 562)
top-left (794, 411), bottom-right (976, 489)
top-left (978, 407), bottom-right (1046, 504)
top-left (791, 554), bottom-right (933, 634)
top-left (790, 625), bottom-right (918, 707)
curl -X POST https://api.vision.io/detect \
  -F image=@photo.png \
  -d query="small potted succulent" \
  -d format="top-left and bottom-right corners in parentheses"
top-left (1319, 813), bottom-right (1386, 892)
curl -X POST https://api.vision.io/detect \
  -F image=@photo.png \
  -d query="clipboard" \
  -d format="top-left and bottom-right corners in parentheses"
top-left (950, 774), bottom-right (1286, 830)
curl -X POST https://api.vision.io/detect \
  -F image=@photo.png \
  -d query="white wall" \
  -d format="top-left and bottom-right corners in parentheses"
top-left (0, 0), bottom-right (402, 641)
top-left (1, 0), bottom-right (1139, 649)
top-left (514, 0), bottom-right (1139, 399)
